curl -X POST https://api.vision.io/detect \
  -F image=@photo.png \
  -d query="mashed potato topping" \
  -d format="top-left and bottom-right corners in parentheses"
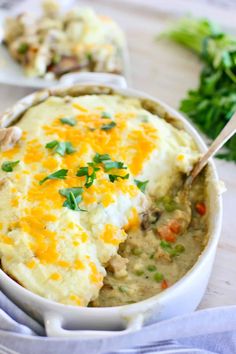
top-left (0, 94), bottom-right (200, 306)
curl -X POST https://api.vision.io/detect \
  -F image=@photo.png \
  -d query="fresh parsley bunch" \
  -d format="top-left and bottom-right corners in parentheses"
top-left (160, 18), bottom-right (236, 162)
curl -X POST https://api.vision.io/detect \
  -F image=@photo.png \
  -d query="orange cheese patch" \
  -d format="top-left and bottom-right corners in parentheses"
top-left (50, 272), bottom-right (62, 281)
top-left (124, 207), bottom-right (140, 231)
top-left (100, 224), bottom-right (127, 246)
top-left (127, 123), bottom-right (158, 175)
top-left (0, 235), bottom-right (14, 245)
top-left (89, 262), bottom-right (103, 284)
top-left (24, 139), bottom-right (44, 164)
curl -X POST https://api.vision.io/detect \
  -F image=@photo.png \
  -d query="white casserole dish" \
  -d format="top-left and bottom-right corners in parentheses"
top-left (0, 73), bottom-right (222, 338)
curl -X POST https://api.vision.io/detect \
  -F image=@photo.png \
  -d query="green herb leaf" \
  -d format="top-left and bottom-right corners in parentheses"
top-left (109, 173), bottom-right (129, 183)
top-left (1, 160), bottom-right (20, 172)
top-left (45, 140), bottom-right (58, 149)
top-left (39, 169), bottom-right (68, 185)
top-left (160, 17), bottom-right (236, 162)
top-left (101, 121), bottom-right (116, 131)
top-left (134, 179), bottom-right (149, 193)
top-left (93, 153), bottom-right (111, 164)
top-left (76, 163), bottom-right (100, 188)
top-left (101, 111), bottom-right (112, 119)
top-left (59, 187), bottom-right (86, 211)
top-left (18, 43), bottom-right (29, 54)
top-left (45, 140), bottom-right (75, 156)
top-left (103, 160), bottom-right (127, 171)
top-left (60, 117), bottom-right (76, 126)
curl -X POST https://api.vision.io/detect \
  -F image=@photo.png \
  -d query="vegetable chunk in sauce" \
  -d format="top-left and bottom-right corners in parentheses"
top-left (92, 172), bottom-right (208, 307)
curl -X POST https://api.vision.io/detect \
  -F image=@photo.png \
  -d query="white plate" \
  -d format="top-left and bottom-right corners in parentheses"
top-left (0, 9), bottom-right (130, 88)
top-left (0, 9), bottom-right (58, 88)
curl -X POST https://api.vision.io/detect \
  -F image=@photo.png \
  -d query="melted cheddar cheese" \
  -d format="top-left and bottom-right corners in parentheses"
top-left (0, 94), bottom-right (200, 306)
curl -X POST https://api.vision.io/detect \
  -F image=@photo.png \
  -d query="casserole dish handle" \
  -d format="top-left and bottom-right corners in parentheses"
top-left (44, 312), bottom-right (144, 338)
top-left (59, 72), bottom-right (127, 88)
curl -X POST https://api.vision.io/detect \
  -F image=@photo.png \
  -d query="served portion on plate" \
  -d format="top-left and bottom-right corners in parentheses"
top-left (0, 88), bottom-right (208, 307)
top-left (2, 0), bottom-right (126, 79)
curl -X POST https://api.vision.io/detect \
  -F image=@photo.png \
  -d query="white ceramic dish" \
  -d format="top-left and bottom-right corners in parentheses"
top-left (0, 73), bottom-right (222, 339)
top-left (0, 9), bottom-right (131, 88)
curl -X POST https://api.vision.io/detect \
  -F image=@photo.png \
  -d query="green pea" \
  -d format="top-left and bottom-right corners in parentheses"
top-left (147, 265), bottom-right (157, 272)
top-left (131, 247), bottom-right (142, 256)
top-left (18, 43), bottom-right (29, 54)
top-left (164, 200), bottom-right (178, 212)
top-left (118, 286), bottom-right (128, 294)
top-left (175, 244), bottom-right (185, 253)
top-left (153, 272), bottom-right (164, 282)
top-left (52, 53), bottom-right (61, 64)
top-left (135, 270), bottom-right (144, 276)
top-left (156, 196), bottom-right (178, 212)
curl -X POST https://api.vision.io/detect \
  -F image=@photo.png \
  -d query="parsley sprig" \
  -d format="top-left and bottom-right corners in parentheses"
top-left (60, 117), bottom-right (76, 126)
top-left (93, 153), bottom-right (110, 164)
top-left (59, 187), bottom-right (86, 211)
top-left (101, 121), bottom-right (116, 131)
top-left (1, 160), bottom-right (19, 172)
top-left (103, 160), bottom-right (127, 172)
top-left (45, 140), bottom-right (75, 156)
top-left (134, 179), bottom-right (149, 193)
top-left (39, 169), bottom-right (68, 185)
top-left (92, 153), bottom-right (129, 183)
top-left (108, 173), bottom-right (129, 182)
top-left (160, 18), bottom-right (236, 162)
top-left (76, 163), bottom-right (100, 188)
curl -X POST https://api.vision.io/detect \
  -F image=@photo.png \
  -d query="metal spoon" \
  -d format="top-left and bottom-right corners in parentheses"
top-left (186, 111), bottom-right (236, 186)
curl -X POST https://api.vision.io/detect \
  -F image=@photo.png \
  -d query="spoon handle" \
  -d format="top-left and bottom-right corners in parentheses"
top-left (190, 111), bottom-right (236, 180)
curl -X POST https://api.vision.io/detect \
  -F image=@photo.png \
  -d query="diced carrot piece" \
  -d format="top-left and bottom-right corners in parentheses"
top-left (165, 233), bottom-right (176, 243)
top-left (169, 220), bottom-right (181, 234)
top-left (195, 202), bottom-right (206, 216)
top-left (161, 279), bottom-right (168, 290)
top-left (157, 225), bottom-right (176, 243)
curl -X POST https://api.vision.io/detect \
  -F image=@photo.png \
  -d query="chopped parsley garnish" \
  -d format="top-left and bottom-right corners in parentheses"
top-left (93, 153), bottom-right (111, 164)
top-left (1, 160), bottom-right (20, 172)
top-left (60, 117), bottom-right (76, 126)
top-left (101, 111), bottom-right (112, 119)
top-left (103, 160), bottom-right (127, 172)
top-left (93, 153), bottom-right (127, 172)
top-left (134, 179), bottom-right (149, 193)
top-left (18, 43), bottom-right (29, 54)
top-left (101, 121), bottom-right (116, 131)
top-left (161, 17), bottom-right (236, 162)
top-left (109, 173), bottom-right (129, 182)
top-left (160, 240), bottom-right (185, 257)
top-left (45, 140), bottom-right (75, 156)
top-left (76, 162), bottom-right (100, 188)
top-left (39, 169), bottom-right (68, 185)
top-left (59, 187), bottom-right (86, 211)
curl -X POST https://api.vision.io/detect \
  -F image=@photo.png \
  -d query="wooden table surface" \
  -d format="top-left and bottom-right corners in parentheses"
top-left (0, 0), bottom-right (235, 310)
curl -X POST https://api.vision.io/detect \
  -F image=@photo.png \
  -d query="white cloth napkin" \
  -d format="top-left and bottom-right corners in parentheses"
top-left (0, 289), bottom-right (236, 354)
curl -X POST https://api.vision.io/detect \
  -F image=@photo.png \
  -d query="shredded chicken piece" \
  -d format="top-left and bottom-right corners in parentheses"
top-left (0, 127), bottom-right (22, 151)
top-left (108, 254), bottom-right (128, 278)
